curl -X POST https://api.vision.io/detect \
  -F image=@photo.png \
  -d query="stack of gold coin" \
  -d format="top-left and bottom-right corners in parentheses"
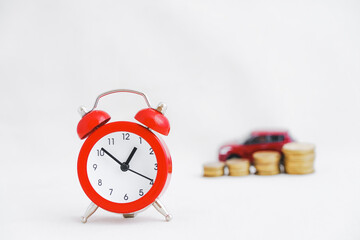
top-left (253, 151), bottom-right (281, 175)
top-left (226, 158), bottom-right (250, 176)
top-left (203, 162), bottom-right (226, 177)
top-left (282, 142), bottom-right (315, 174)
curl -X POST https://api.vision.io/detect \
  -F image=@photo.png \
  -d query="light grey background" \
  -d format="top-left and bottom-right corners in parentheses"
top-left (0, 0), bottom-right (359, 239)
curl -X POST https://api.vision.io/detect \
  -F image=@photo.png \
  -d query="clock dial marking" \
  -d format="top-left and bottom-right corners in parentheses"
top-left (127, 168), bottom-right (153, 182)
top-left (125, 147), bottom-right (137, 166)
top-left (101, 147), bottom-right (122, 166)
top-left (101, 147), bottom-right (154, 182)
top-left (87, 131), bottom-right (157, 204)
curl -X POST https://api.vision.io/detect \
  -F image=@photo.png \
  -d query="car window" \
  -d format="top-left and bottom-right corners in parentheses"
top-left (245, 136), bottom-right (269, 145)
top-left (243, 137), bottom-right (254, 145)
top-left (270, 135), bottom-right (284, 142)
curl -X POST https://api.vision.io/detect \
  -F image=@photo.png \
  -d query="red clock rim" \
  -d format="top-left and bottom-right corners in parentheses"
top-left (77, 121), bottom-right (170, 213)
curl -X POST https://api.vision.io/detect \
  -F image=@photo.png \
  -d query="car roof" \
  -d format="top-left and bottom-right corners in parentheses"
top-left (251, 130), bottom-right (289, 136)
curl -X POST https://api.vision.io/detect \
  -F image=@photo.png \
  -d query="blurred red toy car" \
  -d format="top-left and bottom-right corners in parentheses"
top-left (218, 130), bottom-right (293, 162)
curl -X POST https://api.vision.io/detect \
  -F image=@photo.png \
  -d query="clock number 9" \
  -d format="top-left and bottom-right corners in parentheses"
top-left (93, 164), bottom-right (97, 171)
top-left (124, 194), bottom-right (129, 201)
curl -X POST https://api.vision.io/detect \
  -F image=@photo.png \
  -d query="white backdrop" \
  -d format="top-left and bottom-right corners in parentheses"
top-left (0, 0), bottom-right (359, 239)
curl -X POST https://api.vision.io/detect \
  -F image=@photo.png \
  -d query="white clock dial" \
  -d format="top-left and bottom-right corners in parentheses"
top-left (87, 131), bottom-right (158, 203)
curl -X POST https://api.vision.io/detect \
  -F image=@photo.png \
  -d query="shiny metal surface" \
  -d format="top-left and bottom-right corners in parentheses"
top-left (90, 89), bottom-right (152, 112)
top-left (152, 199), bottom-right (172, 222)
top-left (81, 202), bottom-right (99, 223)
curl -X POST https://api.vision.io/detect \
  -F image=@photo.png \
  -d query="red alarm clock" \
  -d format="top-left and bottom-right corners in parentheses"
top-left (76, 89), bottom-right (172, 223)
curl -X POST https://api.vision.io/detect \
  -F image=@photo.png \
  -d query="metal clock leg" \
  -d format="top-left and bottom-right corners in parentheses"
top-left (81, 202), bottom-right (99, 223)
top-left (152, 199), bottom-right (172, 222)
top-left (123, 213), bottom-right (136, 218)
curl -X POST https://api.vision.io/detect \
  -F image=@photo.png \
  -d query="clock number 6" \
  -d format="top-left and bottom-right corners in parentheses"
top-left (124, 194), bottom-right (129, 201)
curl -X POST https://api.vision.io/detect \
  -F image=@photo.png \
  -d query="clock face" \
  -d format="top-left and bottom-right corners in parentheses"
top-left (86, 131), bottom-right (158, 204)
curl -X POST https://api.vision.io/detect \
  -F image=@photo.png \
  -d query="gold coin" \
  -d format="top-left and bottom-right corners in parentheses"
top-left (282, 142), bottom-right (315, 154)
top-left (253, 151), bottom-right (281, 166)
top-left (226, 158), bottom-right (250, 170)
top-left (203, 162), bottom-right (225, 170)
top-left (256, 170), bottom-right (280, 175)
top-left (203, 168), bottom-right (224, 177)
top-left (229, 169), bottom-right (250, 176)
top-left (285, 165), bottom-right (314, 171)
top-left (254, 158), bottom-right (280, 164)
top-left (204, 170), bottom-right (224, 177)
top-left (285, 163), bottom-right (313, 169)
top-left (285, 161), bottom-right (314, 168)
top-left (203, 162), bottom-right (225, 177)
top-left (286, 168), bottom-right (314, 175)
top-left (284, 153), bottom-right (315, 162)
top-left (253, 151), bottom-right (281, 164)
top-left (255, 164), bottom-right (280, 172)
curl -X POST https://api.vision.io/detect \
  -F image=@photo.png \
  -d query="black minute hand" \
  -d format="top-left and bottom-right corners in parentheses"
top-left (101, 147), bottom-right (154, 183)
top-left (101, 148), bottom-right (123, 166)
top-left (127, 169), bottom-right (153, 182)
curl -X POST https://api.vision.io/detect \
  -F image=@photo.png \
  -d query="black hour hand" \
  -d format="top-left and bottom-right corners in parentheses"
top-left (125, 147), bottom-right (137, 165)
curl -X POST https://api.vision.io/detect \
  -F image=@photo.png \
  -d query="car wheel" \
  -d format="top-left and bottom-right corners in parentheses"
top-left (226, 154), bottom-right (241, 160)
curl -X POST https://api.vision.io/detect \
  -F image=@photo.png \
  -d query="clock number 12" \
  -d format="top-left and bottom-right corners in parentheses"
top-left (122, 133), bottom-right (130, 140)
